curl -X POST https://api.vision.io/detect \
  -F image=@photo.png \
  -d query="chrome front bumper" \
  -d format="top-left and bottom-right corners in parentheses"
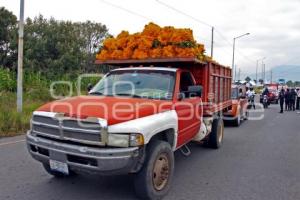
top-left (26, 131), bottom-right (144, 175)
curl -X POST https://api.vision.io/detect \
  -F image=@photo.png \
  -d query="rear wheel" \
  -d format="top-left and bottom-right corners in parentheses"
top-left (134, 140), bottom-right (174, 200)
top-left (208, 118), bottom-right (224, 149)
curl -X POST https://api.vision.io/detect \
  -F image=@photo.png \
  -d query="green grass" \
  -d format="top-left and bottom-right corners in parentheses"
top-left (0, 92), bottom-right (47, 137)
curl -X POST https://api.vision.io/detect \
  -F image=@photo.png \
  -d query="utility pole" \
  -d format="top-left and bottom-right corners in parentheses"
top-left (261, 61), bottom-right (264, 83)
top-left (256, 57), bottom-right (266, 83)
top-left (234, 64), bottom-right (237, 83)
top-left (256, 60), bottom-right (258, 83)
top-left (232, 33), bottom-right (250, 83)
top-left (263, 63), bottom-right (266, 83)
top-left (211, 27), bottom-right (214, 58)
top-left (17, 0), bottom-right (25, 113)
top-left (232, 39), bottom-right (236, 83)
top-left (270, 69), bottom-right (273, 83)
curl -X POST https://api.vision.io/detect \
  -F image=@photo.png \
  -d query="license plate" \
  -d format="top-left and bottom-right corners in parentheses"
top-left (49, 160), bottom-right (69, 175)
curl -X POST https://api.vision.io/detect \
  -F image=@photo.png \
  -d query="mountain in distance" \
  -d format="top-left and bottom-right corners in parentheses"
top-left (248, 65), bottom-right (300, 82)
top-left (269, 65), bottom-right (300, 82)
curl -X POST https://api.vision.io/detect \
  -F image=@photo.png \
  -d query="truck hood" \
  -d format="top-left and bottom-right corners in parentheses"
top-left (37, 96), bottom-right (173, 125)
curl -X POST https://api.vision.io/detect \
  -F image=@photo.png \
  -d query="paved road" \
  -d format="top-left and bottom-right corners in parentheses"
top-left (1, 105), bottom-right (300, 200)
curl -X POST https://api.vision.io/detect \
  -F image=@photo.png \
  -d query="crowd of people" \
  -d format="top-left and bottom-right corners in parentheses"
top-left (278, 88), bottom-right (300, 113)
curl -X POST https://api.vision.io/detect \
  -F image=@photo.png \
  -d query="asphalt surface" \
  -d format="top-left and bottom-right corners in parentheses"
top-left (1, 104), bottom-right (300, 200)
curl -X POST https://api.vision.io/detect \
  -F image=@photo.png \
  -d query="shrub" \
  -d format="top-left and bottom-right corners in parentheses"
top-left (0, 67), bottom-right (17, 91)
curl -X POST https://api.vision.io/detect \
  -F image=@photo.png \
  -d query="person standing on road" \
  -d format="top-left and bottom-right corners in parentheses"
top-left (279, 89), bottom-right (285, 113)
top-left (285, 88), bottom-right (291, 111)
top-left (246, 87), bottom-right (256, 109)
top-left (290, 88), bottom-right (297, 111)
top-left (296, 88), bottom-right (300, 110)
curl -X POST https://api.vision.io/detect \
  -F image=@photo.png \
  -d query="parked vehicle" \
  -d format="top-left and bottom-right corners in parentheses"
top-left (268, 89), bottom-right (279, 104)
top-left (261, 84), bottom-right (279, 104)
top-left (223, 84), bottom-right (248, 126)
top-left (26, 57), bottom-right (232, 199)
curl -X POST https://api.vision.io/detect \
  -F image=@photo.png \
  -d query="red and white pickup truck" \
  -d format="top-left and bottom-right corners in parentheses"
top-left (26, 57), bottom-right (232, 199)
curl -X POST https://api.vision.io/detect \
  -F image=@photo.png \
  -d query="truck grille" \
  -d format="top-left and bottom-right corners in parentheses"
top-left (31, 115), bottom-right (106, 146)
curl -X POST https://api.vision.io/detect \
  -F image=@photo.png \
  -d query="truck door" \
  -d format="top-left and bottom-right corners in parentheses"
top-left (175, 71), bottom-right (202, 147)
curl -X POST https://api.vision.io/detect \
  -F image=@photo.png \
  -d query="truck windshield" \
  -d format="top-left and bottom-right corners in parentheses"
top-left (89, 69), bottom-right (175, 100)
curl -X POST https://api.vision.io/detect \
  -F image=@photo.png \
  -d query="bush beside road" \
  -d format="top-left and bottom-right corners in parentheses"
top-left (0, 68), bottom-right (101, 137)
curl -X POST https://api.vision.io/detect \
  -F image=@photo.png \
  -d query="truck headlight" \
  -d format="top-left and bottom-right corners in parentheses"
top-left (129, 133), bottom-right (144, 147)
top-left (107, 133), bottom-right (144, 147)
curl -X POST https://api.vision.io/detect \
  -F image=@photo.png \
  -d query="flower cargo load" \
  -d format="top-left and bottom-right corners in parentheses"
top-left (96, 22), bottom-right (211, 61)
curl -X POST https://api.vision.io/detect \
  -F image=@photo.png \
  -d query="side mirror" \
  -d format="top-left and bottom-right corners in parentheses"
top-left (188, 85), bottom-right (203, 97)
top-left (87, 83), bottom-right (93, 92)
top-left (178, 93), bottom-right (185, 101)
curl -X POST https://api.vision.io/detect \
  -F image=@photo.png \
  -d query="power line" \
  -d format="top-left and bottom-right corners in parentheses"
top-left (213, 41), bottom-right (255, 66)
top-left (99, 0), bottom-right (152, 21)
top-left (99, 0), bottom-right (256, 68)
top-left (155, 0), bottom-right (216, 57)
top-left (213, 32), bottom-right (256, 64)
top-left (155, 0), bottom-right (212, 28)
top-left (155, 1), bottom-right (255, 64)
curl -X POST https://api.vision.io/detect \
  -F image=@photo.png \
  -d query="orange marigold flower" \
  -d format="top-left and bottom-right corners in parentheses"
top-left (111, 50), bottom-right (123, 59)
top-left (162, 45), bottom-right (175, 58)
top-left (96, 22), bottom-right (208, 61)
top-left (149, 48), bottom-right (162, 58)
top-left (142, 22), bottom-right (161, 37)
top-left (122, 47), bottom-right (133, 59)
top-left (103, 38), bottom-right (117, 51)
top-left (132, 49), bottom-right (149, 59)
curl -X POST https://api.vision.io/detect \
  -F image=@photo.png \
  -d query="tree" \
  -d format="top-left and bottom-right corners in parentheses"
top-left (23, 15), bottom-right (110, 77)
top-left (245, 76), bottom-right (251, 82)
top-left (74, 21), bottom-right (110, 71)
top-left (0, 7), bottom-right (17, 69)
top-left (286, 80), bottom-right (294, 87)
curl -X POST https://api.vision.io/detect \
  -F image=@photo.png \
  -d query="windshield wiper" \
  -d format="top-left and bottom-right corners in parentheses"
top-left (89, 91), bottom-right (104, 96)
top-left (115, 93), bottom-right (142, 98)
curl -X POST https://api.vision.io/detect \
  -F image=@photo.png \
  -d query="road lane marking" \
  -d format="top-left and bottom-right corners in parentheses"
top-left (0, 139), bottom-right (25, 147)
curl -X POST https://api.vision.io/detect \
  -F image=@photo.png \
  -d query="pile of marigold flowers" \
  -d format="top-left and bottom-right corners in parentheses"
top-left (96, 22), bottom-right (211, 61)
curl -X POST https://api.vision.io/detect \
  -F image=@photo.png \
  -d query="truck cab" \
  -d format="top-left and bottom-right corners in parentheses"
top-left (26, 58), bottom-right (228, 199)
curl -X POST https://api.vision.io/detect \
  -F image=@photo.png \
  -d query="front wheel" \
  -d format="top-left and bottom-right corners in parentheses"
top-left (233, 109), bottom-right (241, 127)
top-left (134, 140), bottom-right (174, 200)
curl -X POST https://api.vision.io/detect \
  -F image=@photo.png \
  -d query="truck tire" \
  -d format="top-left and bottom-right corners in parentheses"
top-left (208, 118), bottom-right (224, 149)
top-left (43, 163), bottom-right (75, 178)
top-left (233, 110), bottom-right (241, 127)
top-left (134, 140), bottom-right (174, 200)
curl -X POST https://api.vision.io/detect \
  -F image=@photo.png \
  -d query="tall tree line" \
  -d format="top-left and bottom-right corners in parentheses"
top-left (0, 7), bottom-right (110, 78)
